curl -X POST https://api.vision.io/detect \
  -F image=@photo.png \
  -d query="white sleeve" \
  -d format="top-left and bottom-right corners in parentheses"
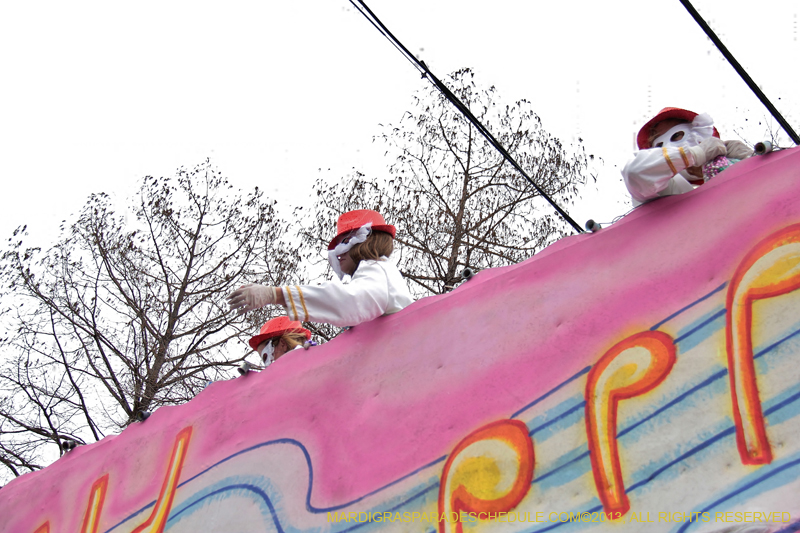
top-left (378, 260), bottom-right (414, 314)
top-left (622, 146), bottom-right (699, 204)
top-left (281, 261), bottom-right (391, 327)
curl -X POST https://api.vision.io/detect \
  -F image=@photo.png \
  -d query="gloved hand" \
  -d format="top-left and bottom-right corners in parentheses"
top-left (724, 140), bottom-right (754, 160)
top-left (227, 284), bottom-right (277, 314)
top-left (689, 137), bottom-right (727, 167)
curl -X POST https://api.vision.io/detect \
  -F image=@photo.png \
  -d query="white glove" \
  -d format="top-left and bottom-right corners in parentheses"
top-left (227, 284), bottom-right (277, 314)
top-left (689, 137), bottom-right (727, 166)
top-left (724, 140), bottom-right (754, 160)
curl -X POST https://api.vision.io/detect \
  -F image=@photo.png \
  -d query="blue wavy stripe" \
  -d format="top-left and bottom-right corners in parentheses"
top-left (519, 393), bottom-right (800, 533)
top-left (511, 367), bottom-right (591, 419)
top-left (529, 401), bottom-right (586, 438)
top-left (528, 321), bottom-right (800, 491)
top-left (104, 282), bottom-right (799, 533)
top-left (650, 282), bottom-right (727, 331)
top-left (513, 283), bottom-right (727, 424)
top-left (167, 484), bottom-right (284, 532)
top-left (105, 438), bottom-right (445, 532)
top-left (675, 455), bottom-right (800, 533)
top-left (516, 284), bottom-right (730, 434)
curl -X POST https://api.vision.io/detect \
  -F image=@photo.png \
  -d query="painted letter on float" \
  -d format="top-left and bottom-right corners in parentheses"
top-left (438, 419), bottom-right (534, 533)
top-left (726, 223), bottom-right (800, 465)
top-left (585, 331), bottom-right (676, 517)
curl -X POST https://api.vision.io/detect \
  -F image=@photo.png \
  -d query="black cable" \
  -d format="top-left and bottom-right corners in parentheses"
top-left (350, 2), bottom-right (424, 76)
top-left (349, 1), bottom-right (427, 77)
top-left (679, 0), bottom-right (800, 145)
top-left (349, 0), bottom-right (585, 234)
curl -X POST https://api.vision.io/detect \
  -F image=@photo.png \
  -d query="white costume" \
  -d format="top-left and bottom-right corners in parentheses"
top-left (622, 140), bottom-right (753, 206)
top-left (227, 210), bottom-right (414, 328)
top-left (622, 146), bottom-right (700, 206)
top-left (622, 111), bottom-right (752, 206)
top-left (623, 112), bottom-right (717, 206)
top-left (282, 257), bottom-right (413, 327)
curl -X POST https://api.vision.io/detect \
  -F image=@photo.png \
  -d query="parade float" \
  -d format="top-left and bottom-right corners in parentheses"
top-left (1, 141), bottom-right (798, 532)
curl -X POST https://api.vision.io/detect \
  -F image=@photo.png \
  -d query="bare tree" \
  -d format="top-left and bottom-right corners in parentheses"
top-left (302, 68), bottom-right (590, 296)
top-left (0, 161), bottom-right (295, 483)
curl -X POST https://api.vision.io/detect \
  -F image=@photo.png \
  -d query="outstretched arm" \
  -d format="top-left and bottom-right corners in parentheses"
top-left (281, 261), bottom-right (391, 327)
top-left (622, 138), bottom-right (726, 204)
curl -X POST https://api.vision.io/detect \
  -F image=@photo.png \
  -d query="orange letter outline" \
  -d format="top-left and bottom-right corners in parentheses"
top-left (726, 223), bottom-right (800, 465)
top-left (585, 331), bottom-right (676, 517)
top-left (438, 419), bottom-right (534, 533)
top-left (80, 474), bottom-right (110, 533)
top-left (132, 426), bottom-right (193, 533)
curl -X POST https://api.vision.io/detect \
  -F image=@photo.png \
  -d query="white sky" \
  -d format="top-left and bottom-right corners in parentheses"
top-left (1, 0), bottom-right (798, 245)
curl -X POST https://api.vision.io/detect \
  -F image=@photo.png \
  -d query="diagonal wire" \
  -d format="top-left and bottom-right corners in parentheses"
top-left (348, 0), bottom-right (585, 234)
top-left (679, 0), bottom-right (799, 145)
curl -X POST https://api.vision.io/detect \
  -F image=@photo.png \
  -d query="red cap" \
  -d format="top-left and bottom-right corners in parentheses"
top-left (637, 107), bottom-right (720, 149)
top-left (327, 209), bottom-right (396, 250)
top-left (248, 316), bottom-right (311, 351)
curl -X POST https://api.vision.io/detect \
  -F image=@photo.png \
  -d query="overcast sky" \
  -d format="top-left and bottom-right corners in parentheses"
top-left (1, 0), bottom-right (798, 247)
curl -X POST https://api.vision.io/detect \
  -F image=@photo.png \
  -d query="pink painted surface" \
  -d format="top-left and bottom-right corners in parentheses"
top-left (1, 148), bottom-right (799, 532)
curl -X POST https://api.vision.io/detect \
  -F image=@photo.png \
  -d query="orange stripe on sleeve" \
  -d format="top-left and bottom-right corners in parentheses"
top-left (663, 147), bottom-right (678, 174)
top-left (678, 147), bottom-right (691, 167)
top-left (284, 286), bottom-right (299, 320)
top-left (295, 286), bottom-right (309, 321)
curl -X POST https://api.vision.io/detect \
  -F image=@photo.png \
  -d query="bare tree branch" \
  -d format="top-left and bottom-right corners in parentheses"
top-left (303, 68), bottom-right (590, 296)
top-left (0, 160), bottom-right (295, 483)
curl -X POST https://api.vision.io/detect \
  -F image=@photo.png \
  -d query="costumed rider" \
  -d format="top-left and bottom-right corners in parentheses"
top-left (622, 107), bottom-right (753, 206)
top-left (249, 316), bottom-right (313, 367)
top-left (227, 209), bottom-right (413, 328)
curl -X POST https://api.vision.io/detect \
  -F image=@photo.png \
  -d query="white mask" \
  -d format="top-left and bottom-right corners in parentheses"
top-left (327, 223), bottom-right (372, 280)
top-left (651, 112), bottom-right (715, 149)
top-left (260, 341), bottom-right (275, 367)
